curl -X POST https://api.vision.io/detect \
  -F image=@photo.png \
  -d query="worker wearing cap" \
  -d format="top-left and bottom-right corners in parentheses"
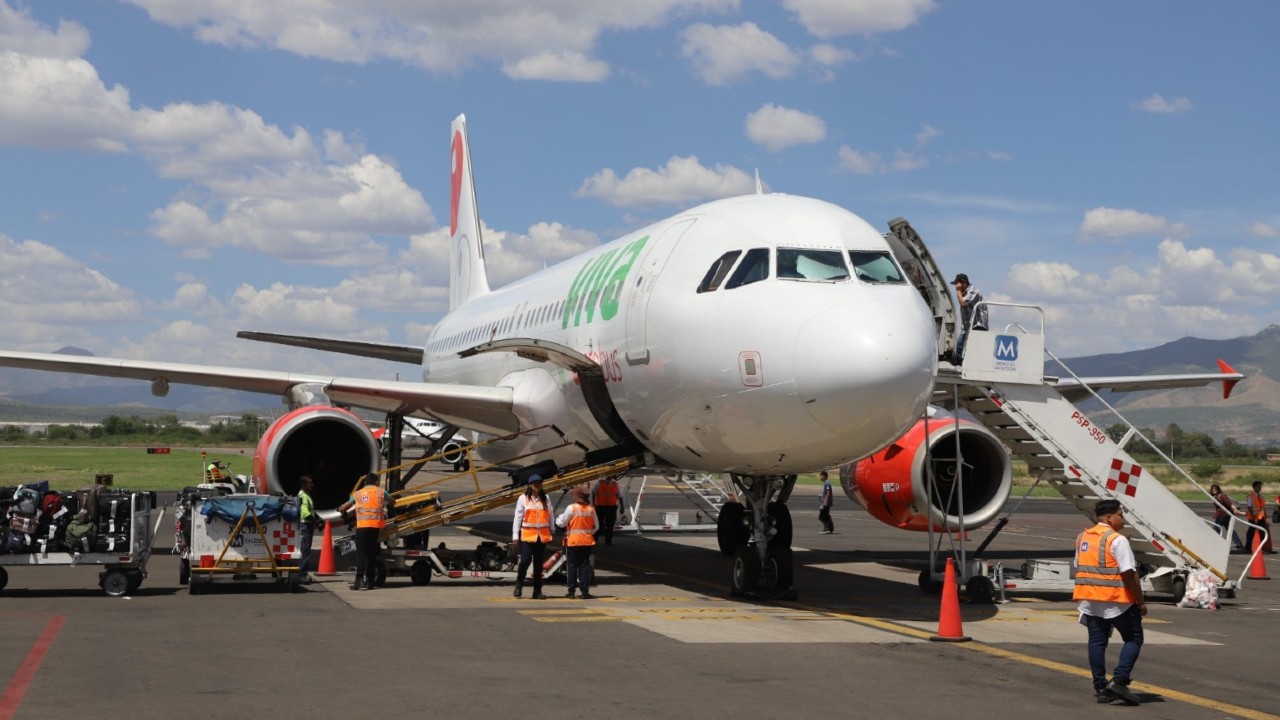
top-left (338, 473), bottom-right (390, 591)
top-left (206, 460), bottom-right (224, 483)
top-left (556, 485), bottom-right (599, 599)
top-left (949, 273), bottom-right (987, 366)
top-left (592, 474), bottom-right (626, 546)
top-left (512, 475), bottom-right (552, 599)
top-left (1074, 499), bottom-right (1145, 706)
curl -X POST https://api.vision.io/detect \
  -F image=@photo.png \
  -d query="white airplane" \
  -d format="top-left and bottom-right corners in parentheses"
top-left (0, 115), bottom-right (1242, 597)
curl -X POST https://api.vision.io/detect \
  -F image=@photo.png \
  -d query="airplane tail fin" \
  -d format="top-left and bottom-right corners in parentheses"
top-left (449, 114), bottom-right (492, 311)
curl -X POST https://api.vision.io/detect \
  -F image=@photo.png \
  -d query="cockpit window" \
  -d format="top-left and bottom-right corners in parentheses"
top-left (777, 248), bottom-right (850, 281)
top-left (725, 248), bottom-right (770, 289)
top-left (849, 250), bottom-right (906, 283)
top-left (697, 250), bottom-right (743, 293)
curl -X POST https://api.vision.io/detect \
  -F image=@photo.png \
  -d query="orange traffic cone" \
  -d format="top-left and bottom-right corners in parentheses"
top-left (317, 521), bottom-right (337, 576)
top-left (1248, 532), bottom-right (1270, 581)
top-left (930, 557), bottom-right (971, 642)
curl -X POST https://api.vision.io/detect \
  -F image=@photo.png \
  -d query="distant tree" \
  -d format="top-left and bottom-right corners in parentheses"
top-left (1191, 462), bottom-right (1223, 480)
top-left (1105, 423), bottom-right (1130, 444)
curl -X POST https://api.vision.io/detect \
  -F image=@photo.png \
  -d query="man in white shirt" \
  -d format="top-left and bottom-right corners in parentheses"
top-left (1074, 499), bottom-right (1146, 705)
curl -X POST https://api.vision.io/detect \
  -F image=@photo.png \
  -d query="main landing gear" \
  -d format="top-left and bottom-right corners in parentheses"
top-left (716, 474), bottom-right (797, 600)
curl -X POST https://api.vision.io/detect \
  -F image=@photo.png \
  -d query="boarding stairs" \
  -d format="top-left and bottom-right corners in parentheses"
top-left (936, 314), bottom-right (1232, 593)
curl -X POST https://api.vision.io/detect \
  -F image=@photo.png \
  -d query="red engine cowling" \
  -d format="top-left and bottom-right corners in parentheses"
top-left (838, 416), bottom-right (1011, 532)
top-left (253, 406), bottom-right (381, 510)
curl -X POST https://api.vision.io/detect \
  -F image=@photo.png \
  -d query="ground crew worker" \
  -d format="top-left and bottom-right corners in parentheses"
top-left (1074, 499), bottom-right (1145, 706)
top-left (296, 475), bottom-right (318, 584)
top-left (512, 475), bottom-right (551, 599)
top-left (555, 484), bottom-right (599, 599)
top-left (1244, 481), bottom-right (1275, 554)
top-left (592, 474), bottom-right (625, 545)
top-left (206, 460), bottom-right (224, 482)
top-left (818, 470), bottom-right (835, 534)
top-left (338, 473), bottom-right (390, 591)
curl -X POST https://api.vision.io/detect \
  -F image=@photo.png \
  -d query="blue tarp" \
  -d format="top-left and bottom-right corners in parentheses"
top-left (199, 495), bottom-right (298, 524)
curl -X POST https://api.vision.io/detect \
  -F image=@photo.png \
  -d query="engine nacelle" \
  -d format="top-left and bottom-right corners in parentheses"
top-left (838, 416), bottom-right (1011, 532)
top-left (253, 406), bottom-right (381, 509)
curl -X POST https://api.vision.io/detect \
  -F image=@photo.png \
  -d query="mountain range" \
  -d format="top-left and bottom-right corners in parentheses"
top-left (3, 326), bottom-right (1279, 444)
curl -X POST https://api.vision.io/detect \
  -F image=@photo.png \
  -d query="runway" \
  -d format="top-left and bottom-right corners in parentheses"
top-left (2, 476), bottom-right (1278, 719)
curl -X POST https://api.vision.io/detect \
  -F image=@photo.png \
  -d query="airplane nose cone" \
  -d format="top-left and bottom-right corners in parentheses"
top-left (794, 300), bottom-right (936, 456)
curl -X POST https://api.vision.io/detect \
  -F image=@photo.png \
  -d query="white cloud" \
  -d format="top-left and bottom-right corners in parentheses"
top-left (125, 0), bottom-right (738, 82)
top-left (1079, 207), bottom-right (1189, 240)
top-left (783, 0), bottom-right (937, 39)
top-left (744, 104), bottom-right (826, 151)
top-left (1248, 222), bottom-right (1278, 238)
top-left (680, 22), bottom-right (799, 85)
top-left (0, 22), bottom-right (432, 266)
top-left (0, 2), bottom-right (90, 58)
top-left (575, 155), bottom-right (754, 207)
top-left (809, 43), bottom-right (854, 66)
top-left (405, 220), bottom-right (599, 290)
top-left (1135, 93), bottom-right (1193, 114)
top-left (837, 124), bottom-right (939, 173)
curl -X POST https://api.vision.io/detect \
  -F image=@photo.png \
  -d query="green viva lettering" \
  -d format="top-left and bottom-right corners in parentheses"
top-left (561, 235), bottom-right (649, 329)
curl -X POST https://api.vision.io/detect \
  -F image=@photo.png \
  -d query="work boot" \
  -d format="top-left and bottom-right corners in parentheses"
top-left (1105, 679), bottom-right (1139, 706)
top-left (1094, 688), bottom-right (1117, 704)
top-left (513, 584), bottom-right (523, 598)
top-left (566, 590), bottom-right (576, 599)
top-left (532, 591), bottom-right (547, 599)
top-left (581, 592), bottom-right (594, 600)
top-left (349, 581), bottom-right (362, 591)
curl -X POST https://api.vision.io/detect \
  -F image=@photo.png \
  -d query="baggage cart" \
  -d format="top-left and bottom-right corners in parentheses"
top-left (0, 487), bottom-right (163, 597)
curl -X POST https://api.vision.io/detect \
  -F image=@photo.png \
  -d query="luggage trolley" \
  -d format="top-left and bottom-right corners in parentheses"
top-left (0, 485), bottom-right (164, 597)
top-left (184, 494), bottom-right (302, 594)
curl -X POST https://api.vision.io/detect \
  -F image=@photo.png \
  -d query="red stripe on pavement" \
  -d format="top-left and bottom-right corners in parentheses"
top-left (0, 615), bottom-right (66, 720)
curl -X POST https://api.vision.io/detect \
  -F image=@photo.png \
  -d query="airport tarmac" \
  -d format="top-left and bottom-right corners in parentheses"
top-left (2, 474), bottom-right (1279, 719)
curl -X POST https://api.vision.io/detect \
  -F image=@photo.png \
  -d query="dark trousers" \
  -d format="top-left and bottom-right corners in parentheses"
top-left (354, 528), bottom-right (380, 587)
top-left (1082, 605), bottom-right (1143, 691)
top-left (818, 506), bottom-right (834, 532)
top-left (516, 540), bottom-right (547, 591)
top-left (298, 522), bottom-right (315, 578)
top-left (1245, 519), bottom-right (1273, 552)
top-left (566, 546), bottom-right (593, 594)
top-left (595, 505), bottom-right (618, 545)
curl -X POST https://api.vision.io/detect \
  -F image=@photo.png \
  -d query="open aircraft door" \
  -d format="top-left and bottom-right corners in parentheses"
top-left (625, 218), bottom-right (697, 364)
top-left (883, 218), bottom-right (959, 362)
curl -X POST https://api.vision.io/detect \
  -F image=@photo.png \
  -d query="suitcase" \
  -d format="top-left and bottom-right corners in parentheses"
top-left (97, 517), bottom-right (131, 535)
top-left (97, 492), bottom-right (133, 521)
top-left (91, 532), bottom-right (131, 553)
top-left (9, 513), bottom-right (39, 535)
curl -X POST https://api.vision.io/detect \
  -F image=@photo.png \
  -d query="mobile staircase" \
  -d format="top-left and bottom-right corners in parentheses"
top-left (934, 304), bottom-right (1246, 601)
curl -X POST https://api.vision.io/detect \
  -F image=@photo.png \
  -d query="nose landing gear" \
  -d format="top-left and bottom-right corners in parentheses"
top-left (720, 474), bottom-right (798, 600)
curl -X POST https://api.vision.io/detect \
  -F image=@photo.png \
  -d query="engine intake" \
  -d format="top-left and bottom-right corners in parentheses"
top-left (838, 416), bottom-right (1011, 532)
top-left (253, 406), bottom-right (381, 509)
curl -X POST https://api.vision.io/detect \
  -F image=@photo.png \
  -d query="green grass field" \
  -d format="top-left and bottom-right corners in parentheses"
top-left (0, 446), bottom-right (254, 492)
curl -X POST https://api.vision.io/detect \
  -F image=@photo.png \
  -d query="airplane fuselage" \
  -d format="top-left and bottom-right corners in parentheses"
top-left (423, 194), bottom-right (938, 475)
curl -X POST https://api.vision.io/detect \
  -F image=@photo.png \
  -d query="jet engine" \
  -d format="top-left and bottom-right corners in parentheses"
top-left (252, 405), bottom-right (381, 509)
top-left (838, 415), bottom-right (1011, 532)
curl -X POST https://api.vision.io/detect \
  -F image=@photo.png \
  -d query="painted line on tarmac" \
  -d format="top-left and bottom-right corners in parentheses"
top-left (0, 615), bottom-right (65, 720)
top-left (606, 556), bottom-right (1279, 719)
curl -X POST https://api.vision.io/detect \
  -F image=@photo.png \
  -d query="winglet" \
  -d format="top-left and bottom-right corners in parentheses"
top-left (1217, 359), bottom-right (1241, 399)
top-left (449, 114), bottom-right (492, 311)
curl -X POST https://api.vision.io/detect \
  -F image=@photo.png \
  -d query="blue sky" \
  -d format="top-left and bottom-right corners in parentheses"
top-left (1, 1), bottom-right (1277, 382)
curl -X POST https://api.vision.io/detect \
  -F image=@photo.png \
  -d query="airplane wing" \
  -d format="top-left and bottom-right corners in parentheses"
top-left (0, 351), bottom-right (518, 435)
top-left (236, 331), bottom-right (423, 364)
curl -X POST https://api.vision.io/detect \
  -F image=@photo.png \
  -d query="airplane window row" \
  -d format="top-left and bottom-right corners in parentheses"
top-left (428, 299), bottom-right (569, 354)
top-left (697, 248), bottom-right (905, 293)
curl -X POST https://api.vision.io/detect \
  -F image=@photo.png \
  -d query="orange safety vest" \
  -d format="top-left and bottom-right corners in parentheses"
top-left (520, 497), bottom-right (552, 543)
top-left (1246, 491), bottom-right (1266, 522)
top-left (353, 486), bottom-right (388, 529)
top-left (595, 479), bottom-right (619, 507)
top-left (1073, 523), bottom-right (1134, 603)
top-left (565, 503), bottom-right (597, 547)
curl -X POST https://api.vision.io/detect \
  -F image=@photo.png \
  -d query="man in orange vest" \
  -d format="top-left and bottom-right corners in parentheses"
top-left (1244, 481), bottom-right (1275, 554)
top-left (592, 475), bottom-right (625, 546)
top-left (555, 485), bottom-right (599, 599)
top-left (511, 475), bottom-right (552, 599)
top-left (1074, 499), bottom-right (1146, 706)
top-left (338, 473), bottom-right (390, 591)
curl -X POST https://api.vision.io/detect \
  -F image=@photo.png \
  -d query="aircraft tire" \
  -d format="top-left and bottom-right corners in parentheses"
top-left (764, 547), bottom-right (794, 590)
top-left (731, 545), bottom-right (760, 597)
top-left (717, 503), bottom-right (747, 556)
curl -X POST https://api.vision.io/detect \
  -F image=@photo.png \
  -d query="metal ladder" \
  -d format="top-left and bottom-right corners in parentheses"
top-left (666, 471), bottom-right (730, 521)
top-left (940, 317), bottom-right (1233, 593)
